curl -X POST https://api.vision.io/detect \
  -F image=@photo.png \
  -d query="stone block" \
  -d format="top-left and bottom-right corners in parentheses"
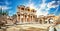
top-left (6, 27), bottom-right (20, 31)
top-left (0, 29), bottom-right (3, 31)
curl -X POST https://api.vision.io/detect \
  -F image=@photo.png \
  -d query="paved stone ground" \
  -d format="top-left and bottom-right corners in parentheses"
top-left (0, 24), bottom-right (53, 31)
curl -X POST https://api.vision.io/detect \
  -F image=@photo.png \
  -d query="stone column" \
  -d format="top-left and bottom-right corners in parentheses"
top-left (20, 14), bottom-right (21, 24)
top-left (23, 14), bottom-right (25, 23)
top-left (32, 16), bottom-right (33, 23)
top-left (42, 19), bottom-right (44, 24)
top-left (19, 15), bottom-right (21, 23)
top-left (17, 14), bottom-right (21, 24)
top-left (27, 16), bottom-right (28, 23)
top-left (47, 18), bottom-right (49, 24)
top-left (29, 15), bottom-right (31, 23)
top-left (32, 16), bottom-right (35, 24)
top-left (47, 21), bottom-right (49, 24)
top-left (26, 15), bottom-right (28, 23)
top-left (17, 14), bottom-right (18, 22)
top-left (23, 15), bottom-right (25, 23)
top-left (28, 15), bottom-right (30, 23)
top-left (38, 19), bottom-right (40, 23)
top-left (24, 15), bottom-right (26, 23)
top-left (31, 16), bottom-right (32, 23)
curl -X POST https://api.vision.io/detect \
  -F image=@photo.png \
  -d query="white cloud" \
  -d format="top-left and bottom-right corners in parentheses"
top-left (27, 3), bottom-right (35, 9)
top-left (5, 1), bottom-right (9, 5)
top-left (36, 10), bottom-right (48, 17)
top-left (36, 0), bottom-right (49, 17)
top-left (42, 0), bottom-right (46, 3)
top-left (25, 0), bottom-right (38, 10)
top-left (5, 1), bottom-right (11, 5)
top-left (36, 3), bottom-right (48, 17)
top-left (0, 1), bottom-right (11, 5)
top-left (40, 3), bottom-right (47, 9)
top-left (0, 0), bottom-right (12, 10)
top-left (30, 0), bottom-right (59, 17)
top-left (0, 6), bottom-right (12, 10)
top-left (46, 1), bottom-right (59, 15)
top-left (57, 1), bottom-right (60, 5)
top-left (47, 1), bottom-right (59, 8)
top-left (46, 8), bottom-right (50, 11)
top-left (36, 8), bottom-right (48, 17)
top-left (24, 0), bottom-right (59, 17)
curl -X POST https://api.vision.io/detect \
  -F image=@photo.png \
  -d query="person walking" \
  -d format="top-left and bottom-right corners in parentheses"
top-left (49, 21), bottom-right (57, 31)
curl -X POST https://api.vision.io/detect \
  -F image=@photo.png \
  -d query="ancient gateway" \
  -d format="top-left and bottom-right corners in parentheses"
top-left (16, 5), bottom-right (59, 24)
top-left (17, 5), bottom-right (37, 24)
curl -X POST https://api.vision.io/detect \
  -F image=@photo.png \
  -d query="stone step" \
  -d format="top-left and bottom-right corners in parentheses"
top-left (0, 29), bottom-right (3, 31)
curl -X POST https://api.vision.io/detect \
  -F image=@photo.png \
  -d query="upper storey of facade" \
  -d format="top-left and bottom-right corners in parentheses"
top-left (17, 5), bottom-right (36, 15)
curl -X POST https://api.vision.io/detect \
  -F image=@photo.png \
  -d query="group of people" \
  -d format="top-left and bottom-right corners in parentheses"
top-left (49, 21), bottom-right (60, 31)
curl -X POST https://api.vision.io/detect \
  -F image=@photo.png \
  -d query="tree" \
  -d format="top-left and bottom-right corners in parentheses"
top-left (12, 14), bottom-right (17, 24)
top-left (2, 10), bottom-right (8, 16)
top-left (0, 8), bottom-right (2, 15)
top-left (12, 14), bottom-right (17, 17)
top-left (0, 11), bottom-right (8, 16)
top-left (0, 9), bottom-right (9, 28)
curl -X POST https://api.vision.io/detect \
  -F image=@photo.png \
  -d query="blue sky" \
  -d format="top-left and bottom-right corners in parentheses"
top-left (0, 0), bottom-right (60, 16)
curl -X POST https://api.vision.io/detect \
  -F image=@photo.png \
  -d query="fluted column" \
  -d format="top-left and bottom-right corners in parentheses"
top-left (28, 15), bottom-right (30, 23)
top-left (42, 19), bottom-right (43, 24)
top-left (24, 15), bottom-right (27, 23)
top-left (20, 14), bottom-right (22, 24)
top-left (47, 20), bottom-right (49, 24)
top-left (39, 19), bottom-right (40, 23)
top-left (26, 15), bottom-right (27, 23)
top-left (31, 16), bottom-right (33, 23)
top-left (23, 15), bottom-right (25, 23)
top-left (30, 15), bottom-right (31, 23)
top-left (47, 18), bottom-right (49, 24)
top-left (17, 14), bottom-right (18, 22)
top-left (31, 16), bottom-right (32, 23)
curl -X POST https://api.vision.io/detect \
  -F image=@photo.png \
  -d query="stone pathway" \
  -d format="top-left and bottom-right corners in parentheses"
top-left (0, 24), bottom-right (52, 31)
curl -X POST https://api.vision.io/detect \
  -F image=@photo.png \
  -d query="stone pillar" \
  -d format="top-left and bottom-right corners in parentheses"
top-left (23, 15), bottom-right (25, 23)
top-left (47, 21), bottom-right (49, 24)
top-left (20, 14), bottom-right (21, 24)
top-left (28, 15), bottom-right (30, 23)
top-left (31, 16), bottom-right (32, 23)
top-left (32, 16), bottom-right (35, 23)
top-left (30, 15), bottom-right (31, 23)
top-left (27, 15), bottom-right (29, 22)
top-left (21, 14), bottom-right (25, 23)
top-left (26, 15), bottom-right (28, 23)
top-left (17, 14), bottom-right (18, 22)
top-left (32, 16), bottom-right (33, 23)
top-left (42, 19), bottom-right (44, 24)
top-left (47, 18), bottom-right (50, 24)
top-left (38, 19), bottom-right (40, 23)
top-left (24, 15), bottom-right (27, 23)
top-left (47, 19), bottom-right (49, 24)
top-left (17, 14), bottom-right (21, 24)
top-left (19, 15), bottom-right (21, 23)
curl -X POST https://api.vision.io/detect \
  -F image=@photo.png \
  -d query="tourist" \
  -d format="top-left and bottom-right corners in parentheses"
top-left (49, 20), bottom-right (60, 31)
